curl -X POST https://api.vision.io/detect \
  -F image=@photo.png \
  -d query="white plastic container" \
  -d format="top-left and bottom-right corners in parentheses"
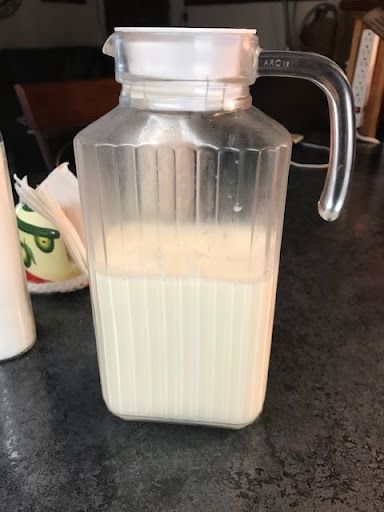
top-left (0, 135), bottom-right (35, 360)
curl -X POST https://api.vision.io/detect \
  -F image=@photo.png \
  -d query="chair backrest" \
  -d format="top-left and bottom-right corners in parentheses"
top-left (15, 78), bottom-right (120, 138)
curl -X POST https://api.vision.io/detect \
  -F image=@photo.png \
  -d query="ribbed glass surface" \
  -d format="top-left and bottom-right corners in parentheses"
top-left (75, 108), bottom-right (291, 427)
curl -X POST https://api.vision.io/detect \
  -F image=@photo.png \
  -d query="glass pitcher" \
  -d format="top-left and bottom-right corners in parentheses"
top-left (74, 28), bottom-right (355, 428)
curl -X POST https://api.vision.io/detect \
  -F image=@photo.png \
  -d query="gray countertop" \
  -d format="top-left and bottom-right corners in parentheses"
top-left (1, 146), bottom-right (384, 511)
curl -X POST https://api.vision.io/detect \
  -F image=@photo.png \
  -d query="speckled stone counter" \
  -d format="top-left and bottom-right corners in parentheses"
top-left (1, 145), bottom-right (383, 511)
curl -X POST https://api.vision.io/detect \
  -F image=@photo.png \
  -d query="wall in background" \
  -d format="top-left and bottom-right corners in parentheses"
top-left (0, 0), bottom-right (341, 50)
top-left (0, 0), bottom-right (106, 48)
top-left (171, 0), bottom-right (340, 49)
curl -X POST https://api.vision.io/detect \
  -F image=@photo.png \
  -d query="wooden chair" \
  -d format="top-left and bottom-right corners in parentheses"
top-left (15, 78), bottom-right (120, 170)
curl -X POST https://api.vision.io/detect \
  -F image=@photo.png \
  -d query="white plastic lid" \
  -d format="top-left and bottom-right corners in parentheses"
top-left (103, 27), bottom-right (259, 83)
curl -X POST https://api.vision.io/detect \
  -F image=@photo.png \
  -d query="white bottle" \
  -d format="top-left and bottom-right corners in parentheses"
top-left (0, 134), bottom-right (35, 360)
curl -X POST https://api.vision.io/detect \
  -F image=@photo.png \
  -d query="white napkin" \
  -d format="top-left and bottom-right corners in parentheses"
top-left (14, 163), bottom-right (88, 275)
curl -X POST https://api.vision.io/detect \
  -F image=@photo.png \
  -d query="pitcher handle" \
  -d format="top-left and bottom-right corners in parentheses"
top-left (258, 51), bottom-right (355, 221)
